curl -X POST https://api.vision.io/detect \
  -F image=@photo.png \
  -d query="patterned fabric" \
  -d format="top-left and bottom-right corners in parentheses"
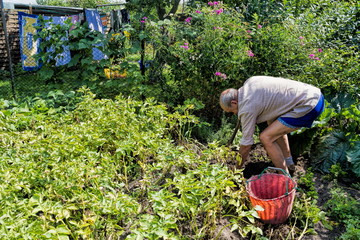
top-left (43, 16), bottom-right (71, 66)
top-left (85, 9), bottom-right (107, 61)
top-left (18, 12), bottom-right (41, 71)
top-left (19, 10), bottom-right (106, 71)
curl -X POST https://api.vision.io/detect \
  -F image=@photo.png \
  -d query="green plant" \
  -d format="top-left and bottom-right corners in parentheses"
top-left (324, 187), bottom-right (360, 240)
top-left (324, 188), bottom-right (360, 222)
top-left (36, 0), bottom-right (113, 8)
top-left (293, 0), bottom-right (360, 48)
top-left (0, 89), bottom-right (265, 239)
top-left (329, 163), bottom-right (347, 179)
top-left (34, 17), bottom-right (108, 82)
top-left (292, 194), bottom-right (331, 238)
top-left (312, 98), bottom-right (360, 177)
top-left (339, 219), bottom-right (360, 240)
top-left (141, 3), bottom-right (255, 121)
top-left (291, 169), bottom-right (333, 238)
top-left (297, 168), bottom-right (318, 199)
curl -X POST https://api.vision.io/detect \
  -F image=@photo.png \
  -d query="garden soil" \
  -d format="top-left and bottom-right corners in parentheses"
top-left (215, 143), bottom-right (360, 240)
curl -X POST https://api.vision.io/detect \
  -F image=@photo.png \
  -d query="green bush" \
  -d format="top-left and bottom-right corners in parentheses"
top-left (34, 17), bottom-right (108, 82)
top-left (0, 89), bottom-right (259, 239)
top-left (137, 1), bottom-right (359, 124)
top-left (293, 0), bottom-right (360, 48)
top-left (324, 187), bottom-right (360, 240)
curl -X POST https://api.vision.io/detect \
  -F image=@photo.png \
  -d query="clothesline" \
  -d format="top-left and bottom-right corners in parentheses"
top-left (18, 8), bottom-right (130, 71)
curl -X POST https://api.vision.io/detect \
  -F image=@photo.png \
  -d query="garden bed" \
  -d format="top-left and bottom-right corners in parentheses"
top-left (215, 143), bottom-right (360, 240)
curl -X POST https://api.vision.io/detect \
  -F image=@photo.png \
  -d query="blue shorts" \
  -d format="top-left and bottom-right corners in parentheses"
top-left (278, 94), bottom-right (325, 129)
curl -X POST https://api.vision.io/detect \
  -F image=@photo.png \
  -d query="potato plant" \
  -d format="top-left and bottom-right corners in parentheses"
top-left (0, 89), bottom-right (262, 239)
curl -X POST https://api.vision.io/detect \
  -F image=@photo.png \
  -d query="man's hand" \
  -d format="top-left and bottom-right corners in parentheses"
top-left (236, 145), bottom-right (252, 169)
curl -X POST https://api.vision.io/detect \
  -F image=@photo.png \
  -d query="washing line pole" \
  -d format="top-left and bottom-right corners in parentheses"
top-left (0, 0), bottom-right (16, 100)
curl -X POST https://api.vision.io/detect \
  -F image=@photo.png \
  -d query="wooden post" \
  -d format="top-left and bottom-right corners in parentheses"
top-left (140, 20), bottom-right (145, 76)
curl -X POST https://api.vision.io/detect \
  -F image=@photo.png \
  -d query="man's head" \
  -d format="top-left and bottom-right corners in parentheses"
top-left (219, 88), bottom-right (238, 115)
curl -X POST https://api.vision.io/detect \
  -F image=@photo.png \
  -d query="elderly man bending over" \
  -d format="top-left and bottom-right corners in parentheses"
top-left (219, 76), bottom-right (324, 173)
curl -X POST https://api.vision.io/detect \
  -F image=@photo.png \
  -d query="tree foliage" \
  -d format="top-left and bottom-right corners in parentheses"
top-left (125, 0), bottom-right (182, 20)
top-left (36, 0), bottom-right (113, 8)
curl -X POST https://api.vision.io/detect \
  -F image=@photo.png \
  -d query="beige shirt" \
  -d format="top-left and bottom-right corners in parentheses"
top-left (238, 76), bottom-right (322, 145)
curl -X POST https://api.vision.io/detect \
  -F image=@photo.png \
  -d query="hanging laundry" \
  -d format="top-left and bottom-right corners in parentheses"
top-left (85, 9), bottom-right (107, 61)
top-left (110, 10), bottom-right (122, 32)
top-left (43, 16), bottom-right (71, 67)
top-left (85, 9), bottom-right (104, 33)
top-left (70, 14), bottom-right (81, 25)
top-left (120, 9), bottom-right (130, 24)
top-left (18, 12), bottom-right (41, 71)
top-left (100, 12), bottom-right (109, 33)
top-left (69, 14), bottom-right (83, 30)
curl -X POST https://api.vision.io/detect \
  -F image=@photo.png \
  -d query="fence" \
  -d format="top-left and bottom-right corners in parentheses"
top-left (0, 7), bottom-right (24, 99)
top-left (0, 3), bottom-right (125, 101)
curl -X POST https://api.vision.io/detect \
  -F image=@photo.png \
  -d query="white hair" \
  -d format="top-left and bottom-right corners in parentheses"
top-left (219, 88), bottom-right (238, 109)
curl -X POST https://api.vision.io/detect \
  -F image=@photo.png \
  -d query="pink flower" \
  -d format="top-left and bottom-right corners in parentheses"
top-left (196, 10), bottom-right (201, 13)
top-left (299, 36), bottom-right (305, 45)
top-left (258, 24), bottom-right (262, 29)
top-left (214, 8), bottom-right (223, 15)
top-left (318, 48), bottom-right (323, 52)
top-left (215, 72), bottom-right (227, 79)
top-left (246, 30), bottom-right (252, 33)
top-left (208, 2), bottom-right (214, 6)
top-left (180, 43), bottom-right (189, 50)
top-left (247, 50), bottom-right (255, 57)
top-left (140, 17), bottom-right (147, 23)
top-left (308, 54), bottom-right (320, 60)
top-left (213, 1), bottom-right (219, 4)
top-left (185, 17), bottom-right (192, 23)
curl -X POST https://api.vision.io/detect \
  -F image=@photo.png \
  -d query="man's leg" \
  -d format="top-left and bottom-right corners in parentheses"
top-left (260, 120), bottom-right (298, 172)
top-left (275, 134), bottom-right (291, 159)
top-left (276, 134), bottom-right (296, 174)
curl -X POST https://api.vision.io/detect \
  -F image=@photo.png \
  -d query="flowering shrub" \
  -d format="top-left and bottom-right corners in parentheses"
top-left (87, 1), bottom-right (359, 151)
top-left (143, 5), bottom-right (330, 116)
top-left (141, 5), bottom-right (254, 118)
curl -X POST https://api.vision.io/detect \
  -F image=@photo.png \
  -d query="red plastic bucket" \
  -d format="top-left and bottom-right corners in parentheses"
top-left (246, 167), bottom-right (297, 224)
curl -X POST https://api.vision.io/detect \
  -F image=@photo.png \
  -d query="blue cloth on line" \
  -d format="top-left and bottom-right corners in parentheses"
top-left (85, 10), bottom-right (107, 61)
top-left (43, 16), bottom-right (71, 66)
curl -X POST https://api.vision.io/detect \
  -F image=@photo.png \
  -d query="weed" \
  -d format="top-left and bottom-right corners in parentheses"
top-left (297, 167), bottom-right (318, 200)
top-left (324, 187), bottom-right (360, 240)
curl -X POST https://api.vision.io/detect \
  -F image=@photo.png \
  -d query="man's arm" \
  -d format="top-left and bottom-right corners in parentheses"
top-left (237, 145), bottom-right (252, 168)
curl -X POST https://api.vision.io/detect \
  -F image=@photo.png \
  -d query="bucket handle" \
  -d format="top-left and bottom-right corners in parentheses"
top-left (260, 167), bottom-right (292, 178)
top-left (247, 167), bottom-right (294, 196)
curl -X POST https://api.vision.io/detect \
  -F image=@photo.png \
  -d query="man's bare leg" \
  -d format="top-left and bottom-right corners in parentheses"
top-left (260, 120), bottom-right (298, 172)
top-left (275, 134), bottom-right (291, 159)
